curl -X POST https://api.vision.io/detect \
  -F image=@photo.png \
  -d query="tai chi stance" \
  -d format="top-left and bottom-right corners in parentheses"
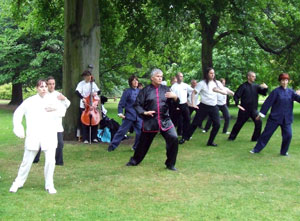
top-left (108, 75), bottom-right (142, 151)
top-left (250, 73), bottom-right (300, 156)
top-left (126, 68), bottom-right (179, 171)
top-left (203, 78), bottom-right (234, 134)
top-left (34, 76), bottom-right (70, 165)
top-left (228, 71), bottom-right (268, 141)
top-left (10, 80), bottom-right (60, 194)
top-left (186, 67), bottom-right (228, 146)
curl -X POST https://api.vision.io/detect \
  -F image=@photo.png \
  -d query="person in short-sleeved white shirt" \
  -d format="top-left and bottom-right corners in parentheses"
top-left (187, 68), bottom-right (228, 146)
top-left (171, 72), bottom-right (195, 144)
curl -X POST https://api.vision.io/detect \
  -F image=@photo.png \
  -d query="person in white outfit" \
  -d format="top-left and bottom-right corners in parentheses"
top-left (10, 79), bottom-right (61, 194)
top-left (33, 76), bottom-right (71, 165)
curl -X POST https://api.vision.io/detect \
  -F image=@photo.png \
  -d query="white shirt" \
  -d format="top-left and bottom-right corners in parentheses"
top-left (195, 80), bottom-right (222, 106)
top-left (171, 82), bottom-right (194, 104)
top-left (75, 80), bottom-right (100, 108)
top-left (48, 91), bottom-right (71, 132)
top-left (13, 94), bottom-right (58, 151)
top-left (217, 85), bottom-right (227, 106)
top-left (188, 89), bottom-right (200, 106)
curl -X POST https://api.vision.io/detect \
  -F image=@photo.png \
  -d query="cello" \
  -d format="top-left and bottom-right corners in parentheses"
top-left (81, 75), bottom-right (101, 143)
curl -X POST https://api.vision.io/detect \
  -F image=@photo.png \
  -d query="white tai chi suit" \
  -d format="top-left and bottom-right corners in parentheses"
top-left (11, 93), bottom-right (60, 190)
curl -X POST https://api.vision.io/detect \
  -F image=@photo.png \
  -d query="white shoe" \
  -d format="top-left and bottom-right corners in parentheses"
top-left (93, 139), bottom-right (98, 143)
top-left (9, 183), bottom-right (23, 193)
top-left (225, 131), bottom-right (231, 135)
top-left (202, 130), bottom-right (207, 133)
top-left (46, 187), bottom-right (57, 194)
top-left (83, 140), bottom-right (89, 144)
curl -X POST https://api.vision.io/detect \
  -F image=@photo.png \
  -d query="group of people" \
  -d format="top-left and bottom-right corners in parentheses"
top-left (10, 67), bottom-right (300, 194)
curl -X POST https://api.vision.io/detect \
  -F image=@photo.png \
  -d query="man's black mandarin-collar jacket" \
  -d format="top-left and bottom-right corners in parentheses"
top-left (134, 84), bottom-right (179, 132)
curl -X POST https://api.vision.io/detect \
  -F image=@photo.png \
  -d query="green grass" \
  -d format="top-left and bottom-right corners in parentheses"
top-left (1, 101), bottom-right (300, 220)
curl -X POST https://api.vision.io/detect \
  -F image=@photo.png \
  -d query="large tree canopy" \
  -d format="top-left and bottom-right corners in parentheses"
top-left (1, 0), bottom-right (300, 139)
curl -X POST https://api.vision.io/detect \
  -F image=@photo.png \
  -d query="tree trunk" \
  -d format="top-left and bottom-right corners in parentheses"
top-left (9, 83), bottom-right (23, 105)
top-left (63, 0), bottom-right (101, 140)
top-left (201, 32), bottom-right (214, 77)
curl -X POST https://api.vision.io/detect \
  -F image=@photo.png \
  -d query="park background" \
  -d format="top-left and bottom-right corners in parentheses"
top-left (1, 0), bottom-right (300, 220)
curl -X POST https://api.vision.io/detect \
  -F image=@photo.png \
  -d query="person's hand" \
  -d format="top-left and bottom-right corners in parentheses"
top-left (13, 127), bottom-right (25, 138)
top-left (260, 83), bottom-right (268, 89)
top-left (165, 92), bottom-right (177, 99)
top-left (255, 115), bottom-right (261, 121)
top-left (193, 105), bottom-right (199, 109)
top-left (45, 107), bottom-right (56, 112)
top-left (57, 93), bottom-right (66, 100)
top-left (118, 114), bottom-right (125, 119)
top-left (296, 90), bottom-right (300, 95)
top-left (144, 111), bottom-right (156, 117)
top-left (237, 105), bottom-right (245, 111)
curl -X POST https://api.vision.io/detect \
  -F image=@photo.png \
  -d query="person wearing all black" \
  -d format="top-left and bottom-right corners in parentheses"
top-left (171, 72), bottom-right (195, 144)
top-left (250, 73), bottom-right (300, 156)
top-left (185, 67), bottom-right (228, 146)
top-left (228, 71), bottom-right (268, 141)
top-left (126, 68), bottom-right (179, 171)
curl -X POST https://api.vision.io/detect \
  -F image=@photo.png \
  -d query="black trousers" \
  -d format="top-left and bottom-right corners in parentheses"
top-left (188, 103), bottom-right (220, 145)
top-left (178, 103), bottom-right (191, 140)
top-left (229, 109), bottom-right (262, 141)
top-left (128, 126), bottom-right (178, 167)
top-left (204, 104), bottom-right (230, 133)
top-left (170, 108), bottom-right (183, 136)
top-left (33, 132), bottom-right (64, 165)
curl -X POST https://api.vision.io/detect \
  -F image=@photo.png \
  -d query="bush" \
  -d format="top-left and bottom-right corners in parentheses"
top-left (0, 83), bottom-right (36, 101)
top-left (0, 84), bottom-right (11, 100)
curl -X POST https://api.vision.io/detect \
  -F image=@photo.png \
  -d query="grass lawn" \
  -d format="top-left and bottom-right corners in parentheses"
top-left (1, 100), bottom-right (300, 220)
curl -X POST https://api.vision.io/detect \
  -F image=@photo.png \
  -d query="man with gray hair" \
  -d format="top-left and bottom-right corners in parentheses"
top-left (126, 68), bottom-right (179, 171)
top-left (228, 71), bottom-right (268, 141)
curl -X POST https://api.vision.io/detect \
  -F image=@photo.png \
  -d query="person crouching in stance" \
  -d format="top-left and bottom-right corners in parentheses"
top-left (250, 73), bottom-right (300, 156)
top-left (10, 79), bottom-right (60, 194)
top-left (126, 68), bottom-right (179, 171)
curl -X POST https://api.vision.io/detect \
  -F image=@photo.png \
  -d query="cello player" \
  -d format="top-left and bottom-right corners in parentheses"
top-left (75, 70), bottom-right (101, 143)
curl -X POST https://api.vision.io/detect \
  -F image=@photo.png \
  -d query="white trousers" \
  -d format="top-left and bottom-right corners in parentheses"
top-left (12, 148), bottom-right (56, 190)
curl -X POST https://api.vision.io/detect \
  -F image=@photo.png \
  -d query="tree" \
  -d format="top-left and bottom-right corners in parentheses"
top-left (63, 0), bottom-right (100, 139)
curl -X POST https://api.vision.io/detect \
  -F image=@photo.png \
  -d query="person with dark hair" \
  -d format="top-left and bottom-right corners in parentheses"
top-left (185, 67), bottom-right (228, 146)
top-left (108, 75), bottom-right (142, 151)
top-left (228, 71), bottom-right (268, 142)
top-left (138, 82), bottom-right (143, 89)
top-left (33, 76), bottom-right (70, 165)
top-left (75, 70), bottom-right (101, 143)
top-left (126, 68), bottom-right (179, 171)
top-left (171, 72), bottom-right (195, 144)
top-left (250, 73), bottom-right (300, 156)
top-left (203, 78), bottom-right (234, 134)
top-left (10, 80), bottom-right (59, 194)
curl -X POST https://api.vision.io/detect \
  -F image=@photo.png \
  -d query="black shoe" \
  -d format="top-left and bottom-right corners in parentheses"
top-left (207, 143), bottom-right (218, 147)
top-left (228, 137), bottom-right (234, 141)
top-left (280, 152), bottom-right (289, 156)
top-left (107, 145), bottom-right (115, 152)
top-left (126, 158), bottom-right (137, 166)
top-left (166, 165), bottom-right (177, 171)
top-left (33, 161), bottom-right (39, 164)
top-left (56, 163), bottom-right (64, 166)
top-left (178, 139), bottom-right (186, 144)
top-left (126, 161), bottom-right (137, 166)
